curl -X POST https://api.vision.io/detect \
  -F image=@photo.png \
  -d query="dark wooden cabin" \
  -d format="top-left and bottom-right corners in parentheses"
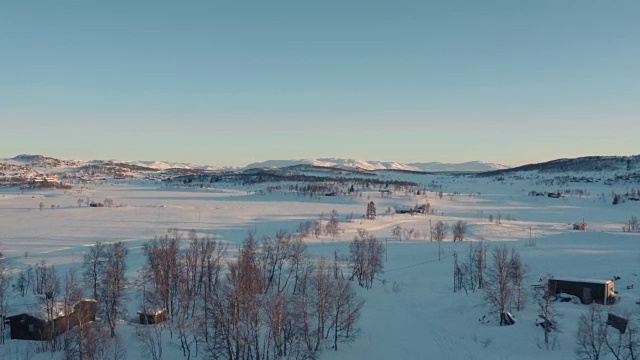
top-left (573, 223), bottom-right (587, 230)
top-left (7, 299), bottom-right (97, 341)
top-left (138, 309), bottom-right (169, 325)
top-left (548, 279), bottom-right (615, 305)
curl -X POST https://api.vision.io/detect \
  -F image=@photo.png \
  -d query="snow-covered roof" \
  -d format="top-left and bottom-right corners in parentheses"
top-left (550, 278), bottom-right (613, 285)
top-left (6, 298), bottom-right (96, 319)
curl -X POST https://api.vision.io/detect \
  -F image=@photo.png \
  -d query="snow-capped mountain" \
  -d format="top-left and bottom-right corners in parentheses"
top-left (243, 158), bottom-right (507, 172)
top-left (115, 160), bottom-right (223, 171)
top-left (407, 161), bottom-right (510, 172)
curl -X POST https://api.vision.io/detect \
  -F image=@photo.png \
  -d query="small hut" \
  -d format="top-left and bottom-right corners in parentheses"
top-left (573, 223), bottom-right (587, 231)
top-left (138, 309), bottom-right (169, 325)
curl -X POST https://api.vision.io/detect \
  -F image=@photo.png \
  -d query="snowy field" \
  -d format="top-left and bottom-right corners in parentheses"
top-left (1, 171), bottom-right (640, 360)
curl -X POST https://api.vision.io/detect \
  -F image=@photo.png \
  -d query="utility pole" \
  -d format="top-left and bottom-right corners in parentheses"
top-left (334, 249), bottom-right (338, 279)
top-left (385, 238), bottom-right (388, 263)
top-left (453, 251), bottom-right (458, 291)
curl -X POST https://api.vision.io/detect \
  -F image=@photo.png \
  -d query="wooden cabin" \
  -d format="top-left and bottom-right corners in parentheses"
top-left (7, 299), bottom-right (97, 340)
top-left (138, 309), bottom-right (169, 325)
top-left (573, 223), bottom-right (587, 231)
top-left (548, 279), bottom-right (615, 305)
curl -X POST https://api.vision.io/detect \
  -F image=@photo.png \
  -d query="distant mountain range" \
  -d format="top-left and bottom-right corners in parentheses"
top-left (3, 154), bottom-right (640, 179)
top-left (243, 158), bottom-right (509, 172)
top-left (2, 155), bottom-right (509, 173)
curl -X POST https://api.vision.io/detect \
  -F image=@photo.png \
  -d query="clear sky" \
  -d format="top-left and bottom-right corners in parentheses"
top-left (1, 1), bottom-right (638, 167)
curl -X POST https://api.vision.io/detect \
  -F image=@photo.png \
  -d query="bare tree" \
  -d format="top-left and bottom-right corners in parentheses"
top-left (324, 210), bottom-right (340, 237)
top-left (0, 249), bottom-right (9, 343)
top-left (433, 221), bottom-right (448, 242)
top-left (484, 245), bottom-right (513, 325)
top-left (392, 225), bottom-right (402, 242)
top-left (313, 219), bottom-right (322, 238)
top-left (260, 230), bottom-right (294, 294)
top-left (143, 228), bottom-right (181, 318)
top-left (330, 278), bottom-right (364, 351)
top-left (40, 264), bottom-right (61, 350)
top-left (15, 270), bottom-right (28, 297)
top-left (349, 229), bottom-right (384, 289)
top-left (137, 321), bottom-right (164, 360)
top-left (42, 265), bottom-right (61, 320)
top-left (403, 228), bottom-right (415, 241)
top-left (296, 221), bottom-right (313, 238)
top-left (83, 241), bottom-right (106, 299)
top-left (623, 215), bottom-right (640, 233)
top-left (92, 325), bottom-right (126, 360)
top-left (206, 231), bottom-right (265, 360)
top-left (537, 275), bottom-right (557, 350)
top-left (101, 241), bottom-right (128, 338)
top-left (456, 241), bottom-right (487, 294)
top-left (576, 304), bottom-right (607, 360)
top-left (290, 237), bottom-right (311, 295)
top-left (62, 268), bottom-right (84, 357)
top-left (510, 249), bottom-right (528, 311)
top-left (452, 220), bottom-right (466, 242)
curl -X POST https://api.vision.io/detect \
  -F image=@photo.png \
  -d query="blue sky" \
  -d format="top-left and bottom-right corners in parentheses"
top-left (1, 1), bottom-right (638, 167)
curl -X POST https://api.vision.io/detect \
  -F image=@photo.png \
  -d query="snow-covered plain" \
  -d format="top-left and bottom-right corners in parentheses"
top-left (1, 168), bottom-right (640, 360)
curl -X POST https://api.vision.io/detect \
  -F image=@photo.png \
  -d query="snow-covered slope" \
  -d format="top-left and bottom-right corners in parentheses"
top-left (482, 155), bottom-right (640, 175)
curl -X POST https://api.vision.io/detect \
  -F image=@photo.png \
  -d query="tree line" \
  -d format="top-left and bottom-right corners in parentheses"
top-left (7, 227), bottom-right (372, 360)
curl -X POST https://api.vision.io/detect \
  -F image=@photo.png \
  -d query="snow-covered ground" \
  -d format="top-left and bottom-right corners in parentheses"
top-left (1, 171), bottom-right (639, 359)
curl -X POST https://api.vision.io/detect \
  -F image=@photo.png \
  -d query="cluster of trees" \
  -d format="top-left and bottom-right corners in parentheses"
top-left (0, 250), bottom-right (8, 343)
top-left (349, 229), bottom-right (385, 289)
top-left (296, 210), bottom-right (341, 239)
top-left (623, 215), bottom-right (639, 233)
top-left (611, 190), bottom-right (640, 205)
top-left (453, 242), bottom-right (487, 294)
top-left (8, 227), bottom-right (365, 360)
top-left (71, 241), bottom-right (129, 359)
top-left (454, 245), bottom-right (527, 326)
top-left (388, 220), bottom-right (466, 243)
top-left (9, 243), bottom-right (128, 358)
top-left (391, 225), bottom-right (421, 241)
top-left (136, 228), bottom-right (364, 360)
top-left (172, 172), bottom-right (418, 194)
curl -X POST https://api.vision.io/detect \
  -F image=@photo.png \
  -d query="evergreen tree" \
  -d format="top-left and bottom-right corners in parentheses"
top-left (366, 201), bottom-right (376, 220)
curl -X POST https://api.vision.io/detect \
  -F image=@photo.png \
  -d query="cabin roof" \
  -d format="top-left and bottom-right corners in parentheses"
top-left (550, 278), bottom-right (613, 285)
top-left (6, 298), bottom-right (97, 319)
